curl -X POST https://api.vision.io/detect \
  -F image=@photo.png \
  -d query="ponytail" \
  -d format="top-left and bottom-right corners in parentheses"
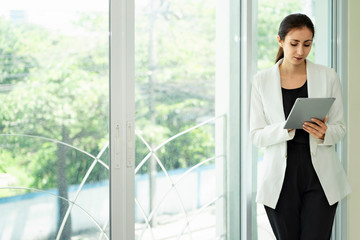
top-left (275, 47), bottom-right (284, 63)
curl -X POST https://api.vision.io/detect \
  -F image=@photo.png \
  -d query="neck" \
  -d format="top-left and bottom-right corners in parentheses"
top-left (280, 59), bottom-right (307, 75)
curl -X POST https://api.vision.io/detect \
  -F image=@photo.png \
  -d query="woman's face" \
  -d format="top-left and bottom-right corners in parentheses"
top-left (277, 27), bottom-right (313, 66)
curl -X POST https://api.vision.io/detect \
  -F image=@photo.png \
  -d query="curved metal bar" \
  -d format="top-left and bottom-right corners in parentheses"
top-left (0, 134), bottom-right (110, 169)
top-left (0, 133), bottom-right (97, 159)
top-left (98, 219), bottom-right (110, 240)
top-left (56, 159), bottom-right (98, 240)
top-left (97, 159), bottom-right (110, 170)
top-left (56, 202), bottom-right (75, 240)
top-left (138, 154), bottom-right (223, 238)
top-left (96, 142), bottom-right (109, 159)
top-left (134, 151), bottom-right (152, 174)
top-left (177, 195), bottom-right (224, 239)
top-left (135, 129), bottom-right (152, 151)
top-left (134, 115), bottom-right (225, 174)
top-left (139, 152), bottom-right (193, 239)
top-left (96, 142), bottom-right (110, 170)
top-left (0, 186), bottom-right (109, 239)
top-left (172, 155), bottom-right (222, 186)
top-left (134, 130), bottom-right (154, 174)
top-left (137, 155), bottom-right (222, 230)
top-left (153, 114), bottom-right (225, 152)
top-left (135, 199), bottom-right (156, 240)
top-left (135, 114), bottom-right (225, 158)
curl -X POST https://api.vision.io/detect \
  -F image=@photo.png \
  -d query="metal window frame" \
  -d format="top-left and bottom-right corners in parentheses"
top-left (239, 0), bottom-right (258, 239)
top-left (110, 0), bottom-right (135, 239)
top-left (332, 0), bottom-right (349, 240)
top-left (215, 0), bottom-right (242, 239)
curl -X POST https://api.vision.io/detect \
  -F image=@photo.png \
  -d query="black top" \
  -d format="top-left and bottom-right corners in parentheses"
top-left (282, 81), bottom-right (309, 144)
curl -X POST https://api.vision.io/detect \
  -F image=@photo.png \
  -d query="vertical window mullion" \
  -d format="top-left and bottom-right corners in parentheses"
top-left (110, 0), bottom-right (135, 239)
top-left (332, 0), bottom-right (349, 239)
top-left (240, 0), bottom-right (257, 239)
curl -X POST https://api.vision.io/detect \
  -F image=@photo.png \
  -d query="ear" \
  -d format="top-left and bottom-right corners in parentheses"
top-left (277, 35), bottom-right (283, 47)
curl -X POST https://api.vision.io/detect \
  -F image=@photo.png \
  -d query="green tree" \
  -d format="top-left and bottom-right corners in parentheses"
top-left (135, 0), bottom-right (216, 171)
top-left (0, 15), bottom-right (109, 239)
top-left (0, 19), bottom-right (38, 85)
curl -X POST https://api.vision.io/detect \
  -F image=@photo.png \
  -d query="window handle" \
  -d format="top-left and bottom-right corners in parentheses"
top-left (114, 124), bottom-right (121, 169)
top-left (126, 121), bottom-right (134, 168)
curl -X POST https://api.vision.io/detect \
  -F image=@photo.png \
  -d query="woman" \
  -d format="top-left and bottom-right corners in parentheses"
top-left (250, 13), bottom-right (351, 239)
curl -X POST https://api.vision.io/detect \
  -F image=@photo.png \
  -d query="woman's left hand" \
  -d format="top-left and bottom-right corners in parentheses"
top-left (303, 116), bottom-right (328, 140)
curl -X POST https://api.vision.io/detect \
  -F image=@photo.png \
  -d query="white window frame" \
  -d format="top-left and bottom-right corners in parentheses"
top-left (110, 0), bottom-right (135, 239)
top-left (332, 0), bottom-right (349, 239)
top-left (216, 0), bottom-right (242, 239)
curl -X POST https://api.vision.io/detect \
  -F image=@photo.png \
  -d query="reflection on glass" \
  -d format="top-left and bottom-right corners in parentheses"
top-left (135, 0), bottom-right (225, 239)
top-left (0, 0), bottom-right (109, 239)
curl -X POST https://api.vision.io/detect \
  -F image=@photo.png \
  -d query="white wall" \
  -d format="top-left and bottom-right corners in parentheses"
top-left (348, 0), bottom-right (360, 239)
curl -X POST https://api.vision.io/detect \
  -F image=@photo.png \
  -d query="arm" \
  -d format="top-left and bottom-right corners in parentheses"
top-left (303, 69), bottom-right (346, 145)
top-left (249, 78), bottom-right (295, 148)
top-left (322, 70), bottom-right (346, 145)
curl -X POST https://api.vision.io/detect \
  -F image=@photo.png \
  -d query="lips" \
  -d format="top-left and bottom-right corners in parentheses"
top-left (294, 57), bottom-right (302, 61)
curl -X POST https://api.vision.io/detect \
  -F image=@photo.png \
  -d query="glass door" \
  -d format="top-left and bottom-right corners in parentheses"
top-left (0, 0), bottom-right (110, 239)
top-left (134, 0), bottom-right (227, 239)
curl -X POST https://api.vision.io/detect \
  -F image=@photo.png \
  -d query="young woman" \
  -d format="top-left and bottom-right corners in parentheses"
top-left (249, 13), bottom-right (351, 239)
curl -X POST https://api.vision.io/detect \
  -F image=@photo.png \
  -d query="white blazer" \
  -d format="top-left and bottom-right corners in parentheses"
top-left (250, 59), bottom-right (351, 209)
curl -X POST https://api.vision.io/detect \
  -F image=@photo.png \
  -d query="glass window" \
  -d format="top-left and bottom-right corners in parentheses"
top-left (134, 0), bottom-right (227, 239)
top-left (0, 0), bottom-right (109, 239)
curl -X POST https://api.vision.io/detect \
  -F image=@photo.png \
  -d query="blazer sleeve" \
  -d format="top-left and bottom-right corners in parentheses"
top-left (318, 69), bottom-right (346, 145)
top-left (249, 76), bottom-right (295, 148)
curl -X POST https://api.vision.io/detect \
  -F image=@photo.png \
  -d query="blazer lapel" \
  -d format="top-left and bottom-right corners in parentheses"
top-left (306, 60), bottom-right (322, 98)
top-left (270, 60), bottom-right (286, 123)
top-left (306, 60), bottom-right (319, 153)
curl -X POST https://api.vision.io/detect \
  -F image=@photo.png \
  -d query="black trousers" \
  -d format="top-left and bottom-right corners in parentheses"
top-left (264, 141), bottom-right (338, 240)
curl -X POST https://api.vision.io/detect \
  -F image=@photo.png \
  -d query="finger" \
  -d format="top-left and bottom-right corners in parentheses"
top-left (304, 122), bottom-right (322, 132)
top-left (310, 119), bottom-right (328, 132)
top-left (304, 122), bottom-right (325, 134)
top-left (303, 125), bottom-right (323, 139)
top-left (303, 125), bottom-right (318, 137)
top-left (323, 116), bottom-right (328, 122)
top-left (311, 118), bottom-right (326, 127)
top-left (304, 121), bottom-right (327, 137)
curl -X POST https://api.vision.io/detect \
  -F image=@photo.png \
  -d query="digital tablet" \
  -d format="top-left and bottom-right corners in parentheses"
top-left (284, 97), bottom-right (335, 129)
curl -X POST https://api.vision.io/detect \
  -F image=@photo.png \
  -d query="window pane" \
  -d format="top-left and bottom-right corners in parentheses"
top-left (0, 1), bottom-right (109, 239)
top-left (134, 0), bottom-right (226, 239)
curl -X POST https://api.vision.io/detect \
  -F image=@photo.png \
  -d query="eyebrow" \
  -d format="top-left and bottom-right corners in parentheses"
top-left (290, 39), bottom-right (313, 42)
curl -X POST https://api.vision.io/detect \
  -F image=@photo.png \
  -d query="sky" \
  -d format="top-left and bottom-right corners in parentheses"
top-left (0, 0), bottom-right (108, 32)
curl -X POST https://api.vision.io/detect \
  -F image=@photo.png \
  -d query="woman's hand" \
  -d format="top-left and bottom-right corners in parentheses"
top-left (303, 116), bottom-right (328, 140)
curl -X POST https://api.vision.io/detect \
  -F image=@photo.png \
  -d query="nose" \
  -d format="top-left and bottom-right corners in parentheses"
top-left (297, 46), bottom-right (304, 55)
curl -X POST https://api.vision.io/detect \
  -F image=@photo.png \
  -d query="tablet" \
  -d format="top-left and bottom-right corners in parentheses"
top-left (284, 97), bottom-right (335, 129)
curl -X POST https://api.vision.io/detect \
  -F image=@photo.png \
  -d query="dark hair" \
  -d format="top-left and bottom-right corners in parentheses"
top-left (275, 13), bottom-right (315, 63)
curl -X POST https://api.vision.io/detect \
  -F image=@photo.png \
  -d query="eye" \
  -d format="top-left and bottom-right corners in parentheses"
top-left (290, 43), bottom-right (297, 46)
top-left (304, 44), bottom-right (311, 47)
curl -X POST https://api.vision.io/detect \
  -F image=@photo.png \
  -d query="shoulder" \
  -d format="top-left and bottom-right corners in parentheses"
top-left (307, 60), bottom-right (338, 80)
top-left (253, 62), bottom-right (280, 86)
